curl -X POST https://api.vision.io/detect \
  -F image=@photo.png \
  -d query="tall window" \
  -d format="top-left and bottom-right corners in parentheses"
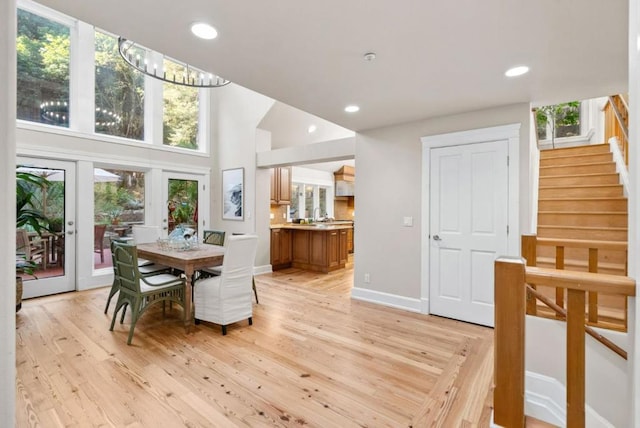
top-left (163, 59), bottom-right (200, 149)
top-left (94, 31), bottom-right (145, 140)
top-left (16, 8), bottom-right (70, 127)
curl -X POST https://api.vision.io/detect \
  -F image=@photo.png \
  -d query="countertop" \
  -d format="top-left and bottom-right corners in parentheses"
top-left (271, 222), bottom-right (353, 231)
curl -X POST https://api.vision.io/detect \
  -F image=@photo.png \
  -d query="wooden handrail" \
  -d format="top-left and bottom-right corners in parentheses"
top-left (525, 266), bottom-right (635, 295)
top-left (521, 234), bottom-right (629, 329)
top-left (494, 257), bottom-right (636, 428)
top-left (526, 284), bottom-right (627, 359)
top-left (604, 94), bottom-right (629, 165)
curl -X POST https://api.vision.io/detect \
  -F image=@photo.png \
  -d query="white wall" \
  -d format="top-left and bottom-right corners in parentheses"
top-left (0, 0), bottom-right (16, 425)
top-left (628, 0), bottom-right (640, 424)
top-left (526, 316), bottom-right (630, 427)
top-left (353, 103), bottom-right (531, 304)
top-left (211, 83), bottom-right (275, 268)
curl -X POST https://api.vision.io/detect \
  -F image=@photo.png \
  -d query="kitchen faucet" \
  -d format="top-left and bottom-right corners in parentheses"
top-left (313, 207), bottom-right (322, 221)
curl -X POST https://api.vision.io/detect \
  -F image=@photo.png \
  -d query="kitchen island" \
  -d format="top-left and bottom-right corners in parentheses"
top-left (270, 223), bottom-right (353, 273)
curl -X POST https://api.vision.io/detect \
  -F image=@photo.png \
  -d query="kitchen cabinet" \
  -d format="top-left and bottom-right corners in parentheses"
top-left (271, 224), bottom-right (351, 273)
top-left (347, 227), bottom-right (354, 253)
top-left (270, 228), bottom-right (292, 269)
top-left (270, 167), bottom-right (291, 205)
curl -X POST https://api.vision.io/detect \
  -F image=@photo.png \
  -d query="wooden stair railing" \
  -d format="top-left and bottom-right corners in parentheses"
top-left (494, 257), bottom-right (635, 428)
top-left (604, 94), bottom-right (629, 165)
top-left (521, 234), bottom-right (628, 330)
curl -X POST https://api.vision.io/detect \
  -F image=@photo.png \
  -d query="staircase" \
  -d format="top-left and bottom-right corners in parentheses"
top-left (537, 143), bottom-right (628, 275)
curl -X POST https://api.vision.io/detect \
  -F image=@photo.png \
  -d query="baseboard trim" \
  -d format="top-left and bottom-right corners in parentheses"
top-left (525, 372), bottom-right (565, 427)
top-left (254, 264), bottom-right (272, 276)
top-left (525, 371), bottom-right (616, 428)
top-left (351, 287), bottom-right (422, 313)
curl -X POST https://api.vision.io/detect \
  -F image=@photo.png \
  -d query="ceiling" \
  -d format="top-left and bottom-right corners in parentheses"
top-left (35, 0), bottom-right (628, 133)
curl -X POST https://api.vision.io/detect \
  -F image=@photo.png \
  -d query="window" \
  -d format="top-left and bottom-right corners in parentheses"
top-left (94, 31), bottom-right (145, 140)
top-left (290, 183), bottom-right (330, 220)
top-left (163, 59), bottom-right (200, 149)
top-left (536, 101), bottom-right (581, 141)
top-left (17, 8), bottom-right (70, 127)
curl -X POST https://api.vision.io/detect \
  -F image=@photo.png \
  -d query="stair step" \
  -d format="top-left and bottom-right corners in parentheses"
top-left (536, 246), bottom-right (628, 264)
top-left (539, 143), bottom-right (610, 158)
top-left (538, 225), bottom-right (628, 241)
top-left (539, 162), bottom-right (616, 176)
top-left (539, 173), bottom-right (620, 187)
top-left (538, 211), bottom-right (627, 228)
top-left (538, 198), bottom-right (627, 212)
top-left (539, 185), bottom-right (623, 198)
top-left (539, 152), bottom-right (612, 167)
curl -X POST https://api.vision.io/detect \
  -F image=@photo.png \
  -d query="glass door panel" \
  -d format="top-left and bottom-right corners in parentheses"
top-left (162, 172), bottom-right (206, 239)
top-left (17, 158), bottom-right (76, 298)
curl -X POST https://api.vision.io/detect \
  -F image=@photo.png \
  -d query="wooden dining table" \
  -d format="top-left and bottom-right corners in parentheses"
top-left (136, 242), bottom-right (225, 332)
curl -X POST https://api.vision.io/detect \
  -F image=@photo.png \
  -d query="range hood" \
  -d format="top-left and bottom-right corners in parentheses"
top-left (334, 165), bottom-right (355, 196)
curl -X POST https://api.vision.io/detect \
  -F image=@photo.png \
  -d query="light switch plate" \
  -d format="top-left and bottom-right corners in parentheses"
top-left (403, 216), bottom-right (413, 227)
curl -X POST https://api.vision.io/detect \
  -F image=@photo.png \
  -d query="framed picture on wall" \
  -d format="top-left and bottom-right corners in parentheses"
top-left (222, 167), bottom-right (244, 220)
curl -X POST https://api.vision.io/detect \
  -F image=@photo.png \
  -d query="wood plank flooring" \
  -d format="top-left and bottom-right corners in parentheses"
top-left (16, 262), bottom-right (495, 427)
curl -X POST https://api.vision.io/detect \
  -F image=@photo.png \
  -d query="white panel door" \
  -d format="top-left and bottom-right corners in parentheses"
top-left (429, 140), bottom-right (508, 326)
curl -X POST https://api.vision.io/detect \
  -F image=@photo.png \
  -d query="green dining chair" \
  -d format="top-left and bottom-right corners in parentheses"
top-left (109, 242), bottom-right (186, 345)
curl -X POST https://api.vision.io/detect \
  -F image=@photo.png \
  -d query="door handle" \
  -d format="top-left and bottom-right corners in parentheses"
top-left (433, 235), bottom-right (441, 241)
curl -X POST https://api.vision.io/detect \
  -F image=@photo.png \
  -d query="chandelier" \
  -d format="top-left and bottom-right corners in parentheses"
top-left (117, 37), bottom-right (230, 88)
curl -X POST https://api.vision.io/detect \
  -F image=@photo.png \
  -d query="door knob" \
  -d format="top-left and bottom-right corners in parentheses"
top-left (433, 235), bottom-right (441, 241)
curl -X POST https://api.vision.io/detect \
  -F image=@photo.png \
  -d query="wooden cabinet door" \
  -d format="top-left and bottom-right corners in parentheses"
top-left (270, 168), bottom-right (277, 205)
top-left (347, 228), bottom-right (353, 253)
top-left (292, 230), bottom-right (310, 263)
top-left (278, 167), bottom-right (292, 204)
top-left (338, 230), bottom-right (348, 264)
top-left (281, 229), bottom-right (292, 263)
top-left (327, 231), bottom-right (340, 268)
top-left (270, 229), bottom-right (282, 265)
top-left (310, 231), bottom-right (327, 266)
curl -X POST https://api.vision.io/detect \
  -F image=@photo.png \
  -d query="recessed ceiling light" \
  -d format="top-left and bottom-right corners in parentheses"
top-left (505, 66), bottom-right (529, 77)
top-left (191, 22), bottom-right (218, 40)
top-left (344, 105), bottom-right (360, 113)
top-left (308, 125), bottom-right (317, 133)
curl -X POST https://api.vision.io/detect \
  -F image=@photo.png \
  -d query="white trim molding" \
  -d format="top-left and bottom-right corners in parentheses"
top-left (351, 287), bottom-right (422, 313)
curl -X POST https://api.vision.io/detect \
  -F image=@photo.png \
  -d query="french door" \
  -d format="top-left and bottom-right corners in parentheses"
top-left (162, 172), bottom-right (208, 239)
top-left (17, 157), bottom-right (76, 298)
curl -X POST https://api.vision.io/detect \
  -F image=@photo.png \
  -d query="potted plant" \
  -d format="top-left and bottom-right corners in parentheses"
top-left (16, 171), bottom-right (52, 311)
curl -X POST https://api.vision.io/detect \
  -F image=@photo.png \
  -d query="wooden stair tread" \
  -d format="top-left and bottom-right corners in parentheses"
top-left (540, 225), bottom-right (627, 231)
top-left (538, 211), bottom-right (626, 215)
top-left (540, 161), bottom-right (614, 168)
top-left (539, 143), bottom-right (609, 156)
top-left (538, 197), bottom-right (626, 201)
top-left (525, 415), bottom-right (559, 427)
top-left (539, 184), bottom-right (621, 189)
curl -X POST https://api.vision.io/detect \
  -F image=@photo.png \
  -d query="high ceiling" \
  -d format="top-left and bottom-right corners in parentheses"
top-left (35, 0), bottom-right (628, 132)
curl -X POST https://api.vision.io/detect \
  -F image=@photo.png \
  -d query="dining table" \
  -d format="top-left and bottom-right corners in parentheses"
top-left (136, 242), bottom-right (225, 332)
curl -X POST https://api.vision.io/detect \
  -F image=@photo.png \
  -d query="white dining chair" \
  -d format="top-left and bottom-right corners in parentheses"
top-left (193, 235), bottom-right (258, 335)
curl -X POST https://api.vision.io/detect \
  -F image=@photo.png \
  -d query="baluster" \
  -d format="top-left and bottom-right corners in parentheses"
top-left (555, 246), bottom-right (565, 317)
top-left (588, 248), bottom-right (598, 324)
top-left (566, 289), bottom-right (586, 427)
top-left (521, 234), bottom-right (537, 315)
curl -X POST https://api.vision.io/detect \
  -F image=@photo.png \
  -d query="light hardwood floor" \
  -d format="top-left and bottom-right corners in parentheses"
top-left (16, 262), bottom-right (495, 427)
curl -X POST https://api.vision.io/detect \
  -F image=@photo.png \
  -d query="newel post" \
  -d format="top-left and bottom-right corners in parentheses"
top-left (494, 257), bottom-right (526, 428)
